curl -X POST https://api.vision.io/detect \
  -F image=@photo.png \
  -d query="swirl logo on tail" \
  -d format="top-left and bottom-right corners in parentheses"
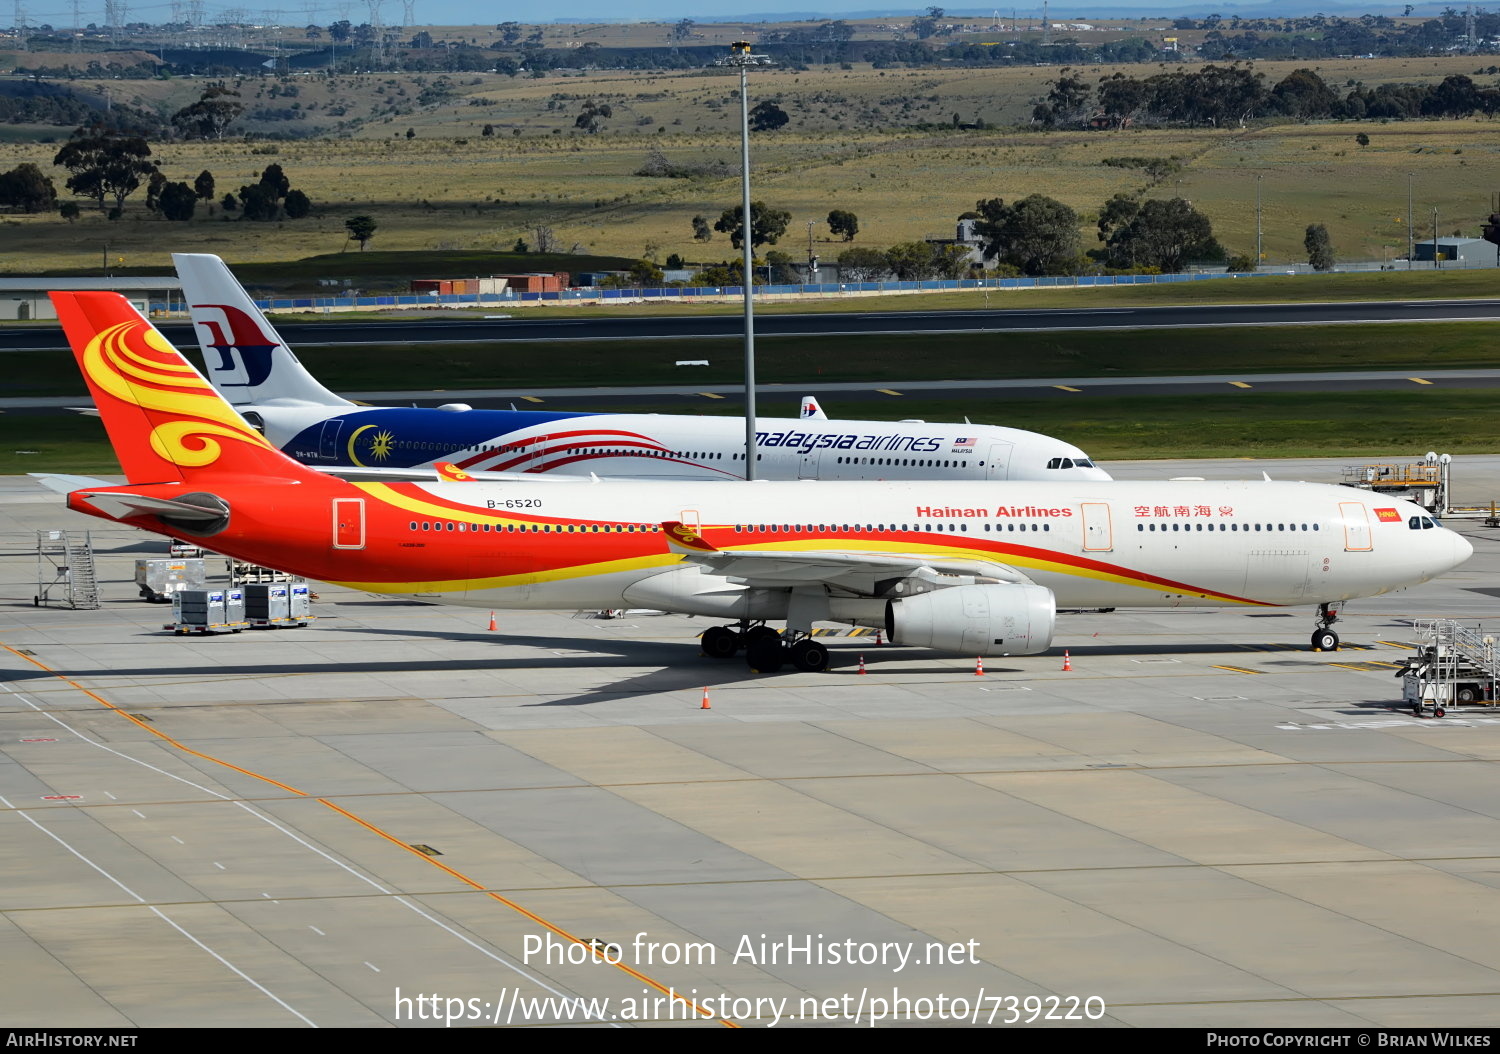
top-left (53, 292), bottom-right (292, 484)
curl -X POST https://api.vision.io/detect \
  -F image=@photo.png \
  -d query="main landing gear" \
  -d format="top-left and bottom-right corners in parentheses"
top-left (700, 623), bottom-right (829, 673)
top-left (1311, 602), bottom-right (1340, 652)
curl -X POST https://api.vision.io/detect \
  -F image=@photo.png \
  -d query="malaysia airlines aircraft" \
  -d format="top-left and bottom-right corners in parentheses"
top-left (50, 293), bottom-right (1471, 672)
top-left (172, 253), bottom-right (1110, 484)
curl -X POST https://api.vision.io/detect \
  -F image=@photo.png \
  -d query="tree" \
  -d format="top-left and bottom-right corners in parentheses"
top-left (512, 237), bottom-right (528, 253)
top-left (574, 100), bottom-right (612, 133)
top-left (1355, 132), bottom-right (1370, 147)
top-left (238, 183), bottom-right (279, 221)
top-left (345, 214), bottom-right (377, 251)
top-left (628, 259), bottom-right (665, 286)
top-left (691, 215), bottom-right (712, 242)
top-left (748, 101), bottom-right (789, 132)
top-left (530, 223), bottom-right (557, 254)
top-left (836, 246), bottom-right (887, 281)
top-left (1304, 223), bottom-right (1335, 271)
top-left (827, 208), bottom-right (858, 242)
top-left (884, 242), bottom-right (939, 281)
top-left (482, 124), bottom-right (495, 137)
top-left (158, 181), bottom-right (197, 221)
top-left (144, 170), bottom-right (168, 212)
top-left (1224, 251), bottom-right (1256, 272)
top-left (171, 84), bottom-right (244, 140)
top-left (53, 126), bottom-right (158, 214)
top-left (193, 169), bottom-right (215, 202)
top-left (973, 195), bottom-right (1082, 277)
top-left (1104, 197), bottom-right (1224, 272)
top-left (714, 201), bottom-right (791, 250)
top-left (283, 188), bottom-right (312, 219)
top-left (221, 192), bottom-right (238, 213)
top-left (0, 162), bottom-right (57, 214)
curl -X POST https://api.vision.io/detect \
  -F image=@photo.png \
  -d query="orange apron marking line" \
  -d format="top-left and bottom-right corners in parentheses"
top-left (2, 642), bottom-right (736, 1028)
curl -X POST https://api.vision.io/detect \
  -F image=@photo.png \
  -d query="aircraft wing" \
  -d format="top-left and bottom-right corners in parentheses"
top-left (660, 521), bottom-right (1033, 590)
top-left (310, 464), bottom-right (596, 484)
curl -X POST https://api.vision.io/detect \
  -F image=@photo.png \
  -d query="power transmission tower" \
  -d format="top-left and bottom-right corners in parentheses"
top-left (365, 0), bottom-right (384, 68)
top-left (401, 0), bottom-right (413, 28)
top-left (14, 1), bottom-right (27, 52)
top-left (104, 0), bottom-right (125, 44)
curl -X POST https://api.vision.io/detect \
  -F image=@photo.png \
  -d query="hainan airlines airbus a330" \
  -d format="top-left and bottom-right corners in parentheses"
top-left (172, 253), bottom-right (1110, 484)
top-left (48, 293), bottom-right (1471, 673)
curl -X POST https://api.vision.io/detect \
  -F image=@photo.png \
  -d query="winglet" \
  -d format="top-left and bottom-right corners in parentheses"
top-left (662, 520), bottom-right (720, 555)
top-left (434, 461), bottom-right (476, 482)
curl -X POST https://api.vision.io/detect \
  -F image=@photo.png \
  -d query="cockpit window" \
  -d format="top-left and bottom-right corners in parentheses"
top-left (1046, 457), bottom-right (1075, 469)
top-left (1074, 458), bottom-right (1094, 468)
top-left (1408, 516), bottom-right (1437, 529)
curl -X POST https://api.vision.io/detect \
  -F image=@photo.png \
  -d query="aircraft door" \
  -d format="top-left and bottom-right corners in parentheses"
top-left (798, 450), bottom-right (820, 479)
top-left (332, 498), bottom-right (365, 549)
top-left (318, 418), bottom-right (346, 461)
top-left (1081, 502), bottom-right (1113, 551)
top-left (1339, 502), bottom-right (1373, 552)
top-left (986, 442), bottom-right (1013, 480)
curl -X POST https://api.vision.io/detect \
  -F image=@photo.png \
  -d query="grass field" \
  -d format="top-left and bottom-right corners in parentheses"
top-left (2, 54), bottom-right (1497, 279)
top-left (7, 387), bottom-right (1494, 477)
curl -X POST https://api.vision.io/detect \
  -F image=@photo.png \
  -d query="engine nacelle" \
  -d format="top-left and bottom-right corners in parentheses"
top-left (885, 583), bottom-right (1055, 657)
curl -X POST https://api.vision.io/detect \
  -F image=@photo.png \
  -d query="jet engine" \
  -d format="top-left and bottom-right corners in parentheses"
top-left (885, 583), bottom-right (1055, 656)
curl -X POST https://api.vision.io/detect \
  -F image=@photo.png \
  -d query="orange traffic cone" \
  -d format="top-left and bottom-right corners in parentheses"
top-left (487, 611), bottom-right (497, 631)
top-left (975, 656), bottom-right (985, 676)
top-left (1061, 650), bottom-right (1072, 672)
top-left (875, 629), bottom-right (884, 647)
top-left (857, 655), bottom-right (867, 675)
top-left (700, 687), bottom-right (711, 710)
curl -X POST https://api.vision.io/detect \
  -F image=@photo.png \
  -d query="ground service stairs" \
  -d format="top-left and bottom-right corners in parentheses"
top-left (34, 530), bottom-right (100, 610)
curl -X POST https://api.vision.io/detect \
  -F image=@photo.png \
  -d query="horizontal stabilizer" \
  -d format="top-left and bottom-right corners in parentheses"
top-left (73, 490), bottom-right (227, 523)
top-left (28, 472), bottom-right (116, 494)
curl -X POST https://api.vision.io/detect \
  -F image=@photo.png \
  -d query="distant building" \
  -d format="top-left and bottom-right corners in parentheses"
top-left (1411, 237), bottom-right (1499, 268)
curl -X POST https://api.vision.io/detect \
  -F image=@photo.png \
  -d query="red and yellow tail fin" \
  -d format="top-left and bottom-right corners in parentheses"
top-left (51, 292), bottom-right (305, 485)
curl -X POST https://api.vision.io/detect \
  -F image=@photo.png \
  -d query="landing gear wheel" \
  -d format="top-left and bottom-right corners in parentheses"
top-left (700, 625), bottom-right (738, 659)
top-left (1311, 629), bottom-right (1339, 652)
top-left (745, 637), bottom-right (786, 673)
top-left (744, 625), bottom-right (780, 645)
top-left (788, 639), bottom-right (830, 673)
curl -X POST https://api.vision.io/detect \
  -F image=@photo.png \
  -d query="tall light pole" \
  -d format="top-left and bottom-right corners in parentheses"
top-left (1407, 173), bottom-right (1415, 270)
top-left (725, 40), bottom-right (768, 479)
top-left (1255, 174), bottom-right (1262, 269)
top-left (1433, 205), bottom-right (1440, 270)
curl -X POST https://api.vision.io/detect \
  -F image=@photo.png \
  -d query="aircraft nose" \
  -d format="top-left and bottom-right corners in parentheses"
top-left (1451, 530), bottom-right (1474, 568)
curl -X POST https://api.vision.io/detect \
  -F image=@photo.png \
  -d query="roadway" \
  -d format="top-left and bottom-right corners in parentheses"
top-left (1, 367), bottom-right (1493, 413)
top-left (4, 297), bottom-right (1500, 350)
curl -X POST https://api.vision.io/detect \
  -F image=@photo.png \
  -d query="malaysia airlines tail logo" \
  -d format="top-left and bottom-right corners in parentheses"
top-left (191, 303), bottom-right (281, 388)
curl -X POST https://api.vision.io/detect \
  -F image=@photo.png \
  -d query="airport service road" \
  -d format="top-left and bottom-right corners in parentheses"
top-left (3, 466), bottom-right (1500, 1028)
top-left (5, 367), bottom-right (1500, 416)
top-left (6, 297), bottom-right (1500, 351)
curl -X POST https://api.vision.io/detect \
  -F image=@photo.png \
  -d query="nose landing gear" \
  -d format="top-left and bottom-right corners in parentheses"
top-left (1311, 603), bottom-right (1340, 652)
